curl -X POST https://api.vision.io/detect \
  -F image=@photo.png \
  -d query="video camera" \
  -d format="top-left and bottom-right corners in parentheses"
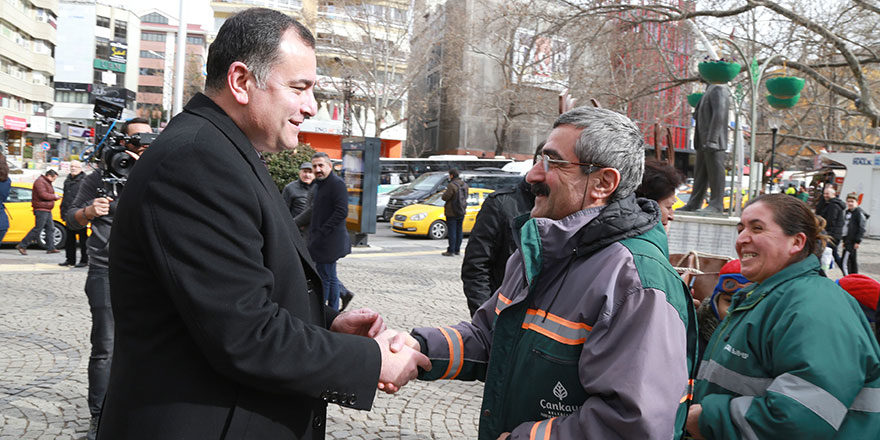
top-left (91, 98), bottom-right (157, 197)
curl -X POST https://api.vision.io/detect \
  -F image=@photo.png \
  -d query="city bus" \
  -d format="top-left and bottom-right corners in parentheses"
top-left (379, 155), bottom-right (512, 184)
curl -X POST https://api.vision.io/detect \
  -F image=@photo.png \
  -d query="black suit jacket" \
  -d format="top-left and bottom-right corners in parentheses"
top-left (307, 172), bottom-right (350, 263)
top-left (101, 93), bottom-right (381, 439)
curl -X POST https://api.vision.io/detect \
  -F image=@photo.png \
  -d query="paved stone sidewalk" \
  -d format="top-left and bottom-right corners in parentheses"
top-left (2, 237), bottom-right (879, 439)
top-left (0, 250), bottom-right (483, 439)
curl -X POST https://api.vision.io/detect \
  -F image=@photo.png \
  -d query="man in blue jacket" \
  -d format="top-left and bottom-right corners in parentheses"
top-left (309, 151), bottom-right (351, 310)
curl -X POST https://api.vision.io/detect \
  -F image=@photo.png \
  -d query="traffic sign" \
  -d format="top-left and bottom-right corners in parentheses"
top-left (41, 142), bottom-right (51, 151)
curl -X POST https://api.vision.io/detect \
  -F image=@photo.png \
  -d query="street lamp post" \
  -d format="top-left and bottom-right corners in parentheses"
top-left (767, 113), bottom-right (782, 192)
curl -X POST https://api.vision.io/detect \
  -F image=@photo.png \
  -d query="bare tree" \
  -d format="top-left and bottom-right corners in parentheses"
top-left (314, 0), bottom-right (431, 138)
top-left (556, 0), bottom-right (880, 157)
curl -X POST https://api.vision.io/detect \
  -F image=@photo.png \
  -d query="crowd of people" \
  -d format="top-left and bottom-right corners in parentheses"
top-left (4, 6), bottom-right (879, 439)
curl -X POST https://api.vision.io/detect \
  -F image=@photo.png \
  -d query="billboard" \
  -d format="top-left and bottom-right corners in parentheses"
top-left (513, 29), bottom-right (570, 91)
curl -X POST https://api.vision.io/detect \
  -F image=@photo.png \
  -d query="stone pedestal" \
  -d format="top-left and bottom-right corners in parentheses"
top-left (667, 213), bottom-right (739, 258)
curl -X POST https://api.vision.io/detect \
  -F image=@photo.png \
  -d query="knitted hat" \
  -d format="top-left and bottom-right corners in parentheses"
top-left (838, 274), bottom-right (880, 311)
top-left (720, 259), bottom-right (741, 275)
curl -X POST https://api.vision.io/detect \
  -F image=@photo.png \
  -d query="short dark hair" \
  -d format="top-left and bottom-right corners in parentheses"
top-left (121, 118), bottom-right (150, 135)
top-left (449, 168), bottom-right (460, 178)
top-left (312, 152), bottom-right (330, 162)
top-left (45, 169), bottom-right (58, 177)
top-left (635, 160), bottom-right (684, 202)
top-left (205, 8), bottom-right (315, 91)
top-left (746, 194), bottom-right (830, 261)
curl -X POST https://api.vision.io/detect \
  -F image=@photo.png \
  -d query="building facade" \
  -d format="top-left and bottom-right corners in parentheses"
top-left (0, 0), bottom-right (58, 162)
top-left (211, 0), bottom-right (407, 158)
top-left (135, 9), bottom-right (209, 129)
top-left (52, 0), bottom-right (141, 159)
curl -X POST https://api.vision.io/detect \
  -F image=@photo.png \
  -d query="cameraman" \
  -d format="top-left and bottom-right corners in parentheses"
top-left (65, 117), bottom-right (152, 440)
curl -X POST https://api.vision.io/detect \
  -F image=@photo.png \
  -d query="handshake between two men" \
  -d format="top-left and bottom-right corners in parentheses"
top-left (330, 307), bottom-right (428, 393)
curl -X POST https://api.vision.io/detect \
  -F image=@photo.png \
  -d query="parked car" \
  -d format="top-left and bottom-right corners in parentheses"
top-left (2, 181), bottom-right (66, 249)
top-left (376, 183), bottom-right (404, 221)
top-left (391, 188), bottom-right (495, 239)
top-left (383, 170), bottom-right (520, 220)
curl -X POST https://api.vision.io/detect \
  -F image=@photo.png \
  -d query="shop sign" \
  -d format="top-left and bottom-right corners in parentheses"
top-left (3, 115), bottom-right (27, 131)
top-left (94, 58), bottom-right (126, 73)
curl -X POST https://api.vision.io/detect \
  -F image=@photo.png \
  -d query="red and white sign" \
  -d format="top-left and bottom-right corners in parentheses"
top-left (3, 115), bottom-right (27, 131)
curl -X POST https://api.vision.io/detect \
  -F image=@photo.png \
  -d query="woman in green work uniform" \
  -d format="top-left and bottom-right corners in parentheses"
top-left (686, 194), bottom-right (880, 439)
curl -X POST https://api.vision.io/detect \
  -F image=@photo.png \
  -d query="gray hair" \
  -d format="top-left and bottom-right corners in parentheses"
top-left (553, 107), bottom-right (645, 201)
top-left (312, 152), bottom-right (330, 162)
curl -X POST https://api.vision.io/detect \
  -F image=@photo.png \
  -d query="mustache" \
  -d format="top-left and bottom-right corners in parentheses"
top-left (531, 182), bottom-right (550, 197)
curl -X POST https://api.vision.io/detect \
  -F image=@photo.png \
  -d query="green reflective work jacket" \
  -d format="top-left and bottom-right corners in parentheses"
top-left (694, 256), bottom-right (880, 439)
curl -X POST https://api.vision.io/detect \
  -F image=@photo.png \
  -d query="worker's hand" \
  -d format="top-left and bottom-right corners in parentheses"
top-left (685, 404), bottom-right (705, 439)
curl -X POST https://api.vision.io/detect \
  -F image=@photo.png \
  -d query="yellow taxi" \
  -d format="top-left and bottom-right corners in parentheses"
top-left (672, 191), bottom-right (749, 211)
top-left (391, 188), bottom-right (495, 239)
top-left (2, 181), bottom-right (67, 249)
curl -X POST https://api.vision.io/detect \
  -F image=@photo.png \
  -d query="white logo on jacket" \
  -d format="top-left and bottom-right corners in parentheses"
top-left (724, 343), bottom-right (750, 360)
top-left (553, 381), bottom-right (568, 400)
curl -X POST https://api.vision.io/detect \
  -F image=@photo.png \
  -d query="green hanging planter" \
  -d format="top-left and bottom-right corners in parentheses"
top-left (687, 93), bottom-right (704, 107)
top-left (766, 93), bottom-right (801, 109)
top-left (698, 61), bottom-right (741, 84)
top-left (766, 76), bottom-right (805, 99)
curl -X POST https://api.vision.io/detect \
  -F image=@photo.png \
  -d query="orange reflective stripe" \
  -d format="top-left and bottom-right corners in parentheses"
top-left (522, 322), bottom-right (587, 345)
top-left (526, 308), bottom-right (592, 331)
top-left (529, 421), bottom-right (540, 440)
top-left (438, 327), bottom-right (455, 379)
top-left (544, 418), bottom-right (554, 440)
top-left (497, 292), bottom-right (512, 304)
top-left (448, 327), bottom-right (465, 380)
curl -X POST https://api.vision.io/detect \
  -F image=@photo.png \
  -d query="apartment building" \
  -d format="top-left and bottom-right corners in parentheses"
top-left (211, 0), bottom-right (407, 158)
top-left (52, 0), bottom-right (141, 158)
top-left (0, 0), bottom-right (57, 162)
top-left (135, 9), bottom-right (209, 128)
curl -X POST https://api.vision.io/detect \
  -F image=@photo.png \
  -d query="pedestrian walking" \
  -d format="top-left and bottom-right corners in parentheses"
top-left (58, 160), bottom-right (88, 267)
top-left (687, 194), bottom-right (880, 439)
top-left (308, 152), bottom-right (351, 311)
top-left (0, 153), bottom-right (9, 243)
top-left (441, 168), bottom-right (467, 256)
top-left (282, 161), bottom-right (315, 220)
top-left (841, 192), bottom-right (867, 275)
top-left (816, 184), bottom-right (846, 268)
top-left (16, 169), bottom-right (60, 255)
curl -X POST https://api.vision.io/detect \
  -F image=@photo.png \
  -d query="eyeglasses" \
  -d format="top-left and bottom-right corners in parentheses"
top-left (536, 154), bottom-right (605, 174)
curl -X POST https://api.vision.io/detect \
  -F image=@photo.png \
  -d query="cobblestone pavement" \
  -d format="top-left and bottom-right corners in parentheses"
top-left (2, 235), bottom-right (879, 439)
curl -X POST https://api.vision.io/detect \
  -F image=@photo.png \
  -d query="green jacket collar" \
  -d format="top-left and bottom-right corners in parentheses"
top-left (731, 255), bottom-right (821, 311)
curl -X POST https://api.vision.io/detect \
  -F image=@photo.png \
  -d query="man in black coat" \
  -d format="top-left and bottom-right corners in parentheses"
top-left (816, 184), bottom-right (846, 269)
top-left (841, 192), bottom-right (867, 275)
top-left (100, 9), bottom-right (428, 439)
top-left (461, 177), bottom-right (535, 316)
top-left (59, 160), bottom-right (88, 267)
top-left (282, 161), bottom-right (315, 219)
top-left (308, 152), bottom-right (350, 311)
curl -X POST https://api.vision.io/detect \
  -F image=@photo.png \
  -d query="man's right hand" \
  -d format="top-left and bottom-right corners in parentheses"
top-left (374, 330), bottom-right (430, 394)
top-left (89, 197), bottom-right (112, 218)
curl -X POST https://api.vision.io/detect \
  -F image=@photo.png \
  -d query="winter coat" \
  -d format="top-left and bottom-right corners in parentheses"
top-left (694, 256), bottom-right (880, 439)
top-left (461, 177), bottom-right (534, 316)
top-left (31, 175), bottom-right (58, 211)
top-left (0, 178), bottom-right (10, 232)
top-left (282, 179), bottom-right (313, 219)
top-left (60, 171), bottom-right (86, 219)
top-left (441, 177), bottom-right (467, 218)
top-left (413, 195), bottom-right (697, 439)
top-left (817, 197), bottom-right (847, 242)
top-left (307, 172), bottom-right (351, 263)
top-left (843, 206), bottom-right (867, 245)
